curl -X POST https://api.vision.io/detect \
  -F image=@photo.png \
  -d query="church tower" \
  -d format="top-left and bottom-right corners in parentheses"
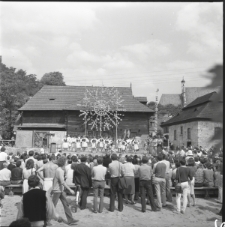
top-left (181, 78), bottom-right (186, 107)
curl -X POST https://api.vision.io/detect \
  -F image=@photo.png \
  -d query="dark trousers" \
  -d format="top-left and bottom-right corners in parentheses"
top-left (109, 177), bottom-right (123, 212)
top-left (80, 187), bottom-right (89, 210)
top-left (140, 180), bottom-right (157, 212)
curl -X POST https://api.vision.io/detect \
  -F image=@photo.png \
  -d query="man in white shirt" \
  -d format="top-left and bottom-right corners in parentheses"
top-left (91, 157), bottom-right (107, 213)
top-left (0, 147), bottom-right (8, 170)
top-left (0, 162), bottom-right (11, 186)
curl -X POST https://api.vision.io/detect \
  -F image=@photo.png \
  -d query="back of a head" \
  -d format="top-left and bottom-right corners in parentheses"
top-left (28, 150), bottom-right (34, 157)
top-left (49, 154), bottom-right (55, 161)
top-left (111, 153), bottom-right (118, 161)
top-left (16, 160), bottom-right (21, 167)
top-left (180, 158), bottom-right (186, 166)
top-left (9, 218), bottom-right (31, 227)
top-left (57, 156), bottom-right (67, 167)
top-left (97, 157), bottom-right (103, 165)
top-left (28, 175), bottom-right (40, 188)
top-left (26, 159), bottom-right (34, 170)
top-left (157, 153), bottom-right (164, 161)
top-left (67, 159), bottom-right (72, 164)
top-left (126, 156), bottom-right (132, 163)
top-left (187, 158), bottom-right (195, 166)
top-left (81, 156), bottom-right (87, 163)
top-left (3, 162), bottom-right (8, 168)
top-left (71, 156), bottom-right (78, 163)
top-left (142, 156), bottom-right (149, 164)
top-left (0, 146), bottom-right (6, 152)
top-left (42, 154), bottom-right (47, 160)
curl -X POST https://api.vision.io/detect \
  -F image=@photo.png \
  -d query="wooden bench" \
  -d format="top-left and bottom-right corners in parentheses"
top-left (170, 186), bottom-right (218, 197)
top-left (3, 184), bottom-right (218, 198)
top-left (4, 184), bottom-right (23, 195)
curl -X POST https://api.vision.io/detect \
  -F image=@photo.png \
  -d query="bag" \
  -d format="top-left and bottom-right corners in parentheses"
top-left (118, 176), bottom-right (128, 190)
top-left (175, 168), bottom-right (183, 194)
top-left (118, 162), bottom-right (128, 190)
top-left (175, 183), bottom-right (182, 193)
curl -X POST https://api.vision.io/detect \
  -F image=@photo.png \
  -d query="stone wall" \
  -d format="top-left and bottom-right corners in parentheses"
top-left (168, 121), bottom-right (199, 148)
top-left (168, 120), bottom-right (223, 149)
top-left (198, 121), bottom-right (223, 149)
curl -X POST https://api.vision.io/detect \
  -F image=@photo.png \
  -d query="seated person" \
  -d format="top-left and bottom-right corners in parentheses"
top-left (194, 163), bottom-right (204, 187)
top-left (203, 163), bottom-right (214, 187)
top-left (11, 161), bottom-right (23, 184)
top-left (0, 162), bottom-right (11, 186)
top-left (8, 159), bottom-right (16, 171)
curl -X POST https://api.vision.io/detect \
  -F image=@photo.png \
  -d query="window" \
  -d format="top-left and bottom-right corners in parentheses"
top-left (187, 128), bottom-right (191, 140)
top-left (174, 130), bottom-right (177, 140)
top-left (215, 127), bottom-right (221, 136)
top-left (164, 127), bottom-right (169, 133)
top-left (180, 126), bottom-right (183, 135)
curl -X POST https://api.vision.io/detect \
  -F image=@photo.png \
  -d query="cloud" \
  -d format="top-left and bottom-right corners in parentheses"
top-left (1, 2), bottom-right (99, 36)
top-left (176, 3), bottom-right (223, 61)
top-left (121, 39), bottom-right (171, 62)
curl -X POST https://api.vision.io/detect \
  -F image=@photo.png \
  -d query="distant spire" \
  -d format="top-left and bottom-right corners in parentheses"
top-left (181, 77), bottom-right (186, 107)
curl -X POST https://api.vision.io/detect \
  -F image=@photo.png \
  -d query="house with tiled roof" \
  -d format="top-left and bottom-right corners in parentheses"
top-left (15, 85), bottom-right (154, 148)
top-left (161, 91), bottom-right (223, 149)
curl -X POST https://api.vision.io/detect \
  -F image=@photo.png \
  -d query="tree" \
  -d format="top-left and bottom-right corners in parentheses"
top-left (0, 63), bottom-right (41, 139)
top-left (40, 72), bottom-right (66, 86)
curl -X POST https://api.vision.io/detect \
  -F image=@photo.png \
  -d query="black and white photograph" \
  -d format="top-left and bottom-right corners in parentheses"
top-left (0, 2), bottom-right (223, 227)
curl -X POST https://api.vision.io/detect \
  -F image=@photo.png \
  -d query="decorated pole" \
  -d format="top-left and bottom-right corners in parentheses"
top-left (154, 89), bottom-right (159, 136)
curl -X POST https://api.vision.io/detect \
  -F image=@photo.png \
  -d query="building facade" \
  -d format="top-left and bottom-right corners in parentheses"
top-left (15, 85), bottom-right (154, 148)
top-left (161, 92), bottom-right (223, 150)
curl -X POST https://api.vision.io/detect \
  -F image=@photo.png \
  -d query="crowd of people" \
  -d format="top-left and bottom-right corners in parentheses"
top-left (0, 143), bottom-right (223, 226)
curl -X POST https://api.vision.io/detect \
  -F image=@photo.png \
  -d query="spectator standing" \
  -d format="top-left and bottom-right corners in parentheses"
top-left (160, 154), bottom-right (172, 203)
top-left (121, 156), bottom-right (136, 204)
top-left (108, 153), bottom-right (123, 212)
top-left (91, 157), bottom-right (107, 213)
top-left (23, 159), bottom-right (36, 194)
top-left (214, 164), bottom-right (223, 204)
top-left (25, 151), bottom-right (38, 170)
top-left (37, 155), bottom-right (58, 192)
top-left (73, 156), bottom-right (92, 210)
top-left (133, 158), bottom-right (140, 201)
top-left (152, 153), bottom-right (167, 209)
top-left (203, 163), bottom-right (214, 187)
top-left (52, 156), bottom-right (77, 225)
top-left (175, 158), bottom-right (193, 214)
top-left (186, 158), bottom-right (197, 206)
top-left (138, 156), bottom-right (158, 212)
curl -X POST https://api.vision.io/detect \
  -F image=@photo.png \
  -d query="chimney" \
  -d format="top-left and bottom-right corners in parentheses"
top-left (181, 78), bottom-right (186, 107)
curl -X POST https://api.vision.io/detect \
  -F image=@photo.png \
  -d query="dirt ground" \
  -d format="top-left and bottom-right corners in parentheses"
top-left (1, 194), bottom-right (223, 227)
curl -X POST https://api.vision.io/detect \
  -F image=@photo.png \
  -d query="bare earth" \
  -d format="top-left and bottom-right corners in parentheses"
top-left (1, 195), bottom-right (223, 227)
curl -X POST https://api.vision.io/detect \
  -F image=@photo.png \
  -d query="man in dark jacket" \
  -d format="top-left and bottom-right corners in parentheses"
top-left (17, 175), bottom-right (64, 226)
top-left (73, 156), bottom-right (92, 210)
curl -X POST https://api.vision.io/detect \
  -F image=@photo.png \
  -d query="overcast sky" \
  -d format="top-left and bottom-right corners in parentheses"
top-left (0, 2), bottom-right (223, 102)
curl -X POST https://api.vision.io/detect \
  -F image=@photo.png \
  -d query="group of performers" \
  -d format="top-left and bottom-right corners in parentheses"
top-left (61, 135), bottom-right (140, 153)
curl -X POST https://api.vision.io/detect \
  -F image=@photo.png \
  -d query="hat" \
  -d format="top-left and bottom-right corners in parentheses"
top-left (186, 150), bottom-right (193, 156)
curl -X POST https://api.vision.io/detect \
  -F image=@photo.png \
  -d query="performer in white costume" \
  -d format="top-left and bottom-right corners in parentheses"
top-left (91, 137), bottom-right (98, 153)
top-left (81, 135), bottom-right (89, 152)
top-left (98, 137), bottom-right (105, 153)
top-left (132, 138), bottom-right (139, 153)
top-left (75, 137), bottom-right (82, 152)
top-left (121, 140), bottom-right (127, 153)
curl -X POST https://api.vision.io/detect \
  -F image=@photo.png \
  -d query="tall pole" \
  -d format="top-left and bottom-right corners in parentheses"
top-left (115, 111), bottom-right (118, 148)
top-left (154, 89), bottom-right (159, 136)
